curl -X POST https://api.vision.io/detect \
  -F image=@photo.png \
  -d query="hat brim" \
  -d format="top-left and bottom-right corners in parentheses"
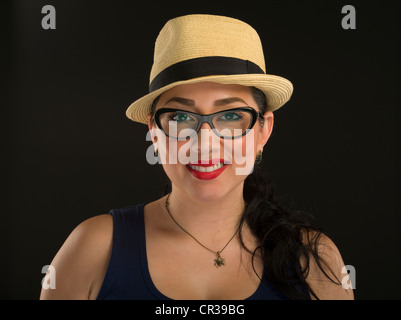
top-left (125, 74), bottom-right (293, 125)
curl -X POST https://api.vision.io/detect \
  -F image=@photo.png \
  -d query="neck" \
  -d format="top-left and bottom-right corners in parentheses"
top-left (160, 183), bottom-right (247, 248)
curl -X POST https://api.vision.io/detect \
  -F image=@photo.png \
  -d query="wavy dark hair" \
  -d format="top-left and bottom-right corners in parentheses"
top-left (149, 87), bottom-right (339, 300)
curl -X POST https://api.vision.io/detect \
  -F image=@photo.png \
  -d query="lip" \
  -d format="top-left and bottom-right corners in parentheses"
top-left (186, 159), bottom-right (229, 180)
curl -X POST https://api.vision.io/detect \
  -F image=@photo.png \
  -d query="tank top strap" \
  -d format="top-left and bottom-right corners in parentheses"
top-left (97, 203), bottom-right (158, 300)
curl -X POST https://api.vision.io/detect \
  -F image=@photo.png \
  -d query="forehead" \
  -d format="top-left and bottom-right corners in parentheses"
top-left (155, 82), bottom-right (255, 112)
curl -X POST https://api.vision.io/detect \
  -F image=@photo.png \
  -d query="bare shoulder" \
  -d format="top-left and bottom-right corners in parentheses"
top-left (301, 230), bottom-right (354, 300)
top-left (40, 214), bottom-right (113, 300)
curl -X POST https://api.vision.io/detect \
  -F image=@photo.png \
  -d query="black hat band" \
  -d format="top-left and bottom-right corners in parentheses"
top-left (149, 56), bottom-right (265, 93)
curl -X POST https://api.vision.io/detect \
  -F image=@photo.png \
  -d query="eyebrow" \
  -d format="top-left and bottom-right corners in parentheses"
top-left (164, 96), bottom-right (248, 107)
top-left (213, 97), bottom-right (248, 106)
top-left (164, 97), bottom-right (195, 106)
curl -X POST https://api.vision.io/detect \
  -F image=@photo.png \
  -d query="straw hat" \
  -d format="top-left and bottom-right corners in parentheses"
top-left (126, 14), bottom-right (293, 124)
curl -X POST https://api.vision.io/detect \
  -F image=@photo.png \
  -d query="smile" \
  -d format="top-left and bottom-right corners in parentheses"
top-left (188, 163), bottom-right (225, 172)
top-left (185, 159), bottom-right (229, 180)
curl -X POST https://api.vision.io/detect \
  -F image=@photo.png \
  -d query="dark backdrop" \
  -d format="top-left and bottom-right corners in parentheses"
top-left (2, 0), bottom-right (399, 299)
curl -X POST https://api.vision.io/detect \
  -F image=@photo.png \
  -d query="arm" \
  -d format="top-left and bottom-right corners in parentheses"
top-left (40, 214), bottom-right (113, 300)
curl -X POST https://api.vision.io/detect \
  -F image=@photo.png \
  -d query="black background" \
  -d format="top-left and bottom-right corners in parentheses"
top-left (1, 0), bottom-right (399, 299)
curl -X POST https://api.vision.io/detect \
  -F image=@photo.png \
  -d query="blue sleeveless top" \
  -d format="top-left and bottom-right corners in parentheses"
top-left (96, 203), bottom-right (306, 300)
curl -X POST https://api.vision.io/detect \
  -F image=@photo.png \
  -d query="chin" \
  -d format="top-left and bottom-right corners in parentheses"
top-left (184, 178), bottom-right (244, 204)
top-left (189, 186), bottom-right (228, 202)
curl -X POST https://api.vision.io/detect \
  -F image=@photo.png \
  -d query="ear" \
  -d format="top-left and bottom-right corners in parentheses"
top-left (257, 111), bottom-right (274, 151)
top-left (147, 114), bottom-right (158, 143)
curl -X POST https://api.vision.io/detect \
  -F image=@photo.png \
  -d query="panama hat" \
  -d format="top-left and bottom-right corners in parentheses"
top-left (126, 14), bottom-right (293, 124)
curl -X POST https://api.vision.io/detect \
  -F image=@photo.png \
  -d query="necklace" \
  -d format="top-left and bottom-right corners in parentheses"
top-left (164, 192), bottom-right (241, 268)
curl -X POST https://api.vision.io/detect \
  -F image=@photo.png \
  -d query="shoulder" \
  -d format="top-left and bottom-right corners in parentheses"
top-left (300, 230), bottom-right (354, 300)
top-left (60, 214), bottom-right (114, 260)
top-left (40, 214), bottom-right (113, 300)
top-left (72, 214), bottom-right (113, 242)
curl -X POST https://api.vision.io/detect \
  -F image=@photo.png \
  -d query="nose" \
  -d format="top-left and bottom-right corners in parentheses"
top-left (190, 121), bottom-right (221, 156)
top-left (199, 120), bottom-right (212, 131)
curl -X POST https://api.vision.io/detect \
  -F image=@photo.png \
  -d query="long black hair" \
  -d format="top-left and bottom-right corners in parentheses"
top-left (149, 87), bottom-right (339, 300)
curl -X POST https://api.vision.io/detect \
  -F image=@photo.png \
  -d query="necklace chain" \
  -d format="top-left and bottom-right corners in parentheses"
top-left (164, 192), bottom-right (241, 267)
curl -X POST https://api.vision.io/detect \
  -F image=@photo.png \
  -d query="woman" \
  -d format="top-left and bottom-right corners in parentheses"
top-left (40, 14), bottom-right (354, 300)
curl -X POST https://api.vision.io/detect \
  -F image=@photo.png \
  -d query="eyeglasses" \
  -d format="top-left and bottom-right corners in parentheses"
top-left (154, 107), bottom-right (264, 140)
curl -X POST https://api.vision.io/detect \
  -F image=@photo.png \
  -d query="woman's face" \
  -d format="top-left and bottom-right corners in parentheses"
top-left (147, 81), bottom-right (274, 202)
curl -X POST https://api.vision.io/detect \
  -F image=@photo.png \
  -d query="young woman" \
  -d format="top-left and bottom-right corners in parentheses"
top-left (40, 14), bottom-right (354, 300)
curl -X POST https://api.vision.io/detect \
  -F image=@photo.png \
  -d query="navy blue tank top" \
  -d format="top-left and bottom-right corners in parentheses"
top-left (96, 203), bottom-right (306, 300)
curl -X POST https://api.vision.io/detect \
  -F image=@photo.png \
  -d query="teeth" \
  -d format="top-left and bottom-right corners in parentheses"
top-left (188, 163), bottom-right (225, 172)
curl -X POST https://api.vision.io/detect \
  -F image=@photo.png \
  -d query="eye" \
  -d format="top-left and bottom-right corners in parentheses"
top-left (169, 112), bottom-right (196, 122)
top-left (216, 112), bottom-right (242, 121)
top-left (174, 113), bottom-right (188, 122)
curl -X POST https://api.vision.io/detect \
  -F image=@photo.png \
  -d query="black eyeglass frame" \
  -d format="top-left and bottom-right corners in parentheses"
top-left (154, 106), bottom-right (264, 140)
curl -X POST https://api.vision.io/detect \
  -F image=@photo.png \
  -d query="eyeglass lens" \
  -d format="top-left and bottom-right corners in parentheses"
top-left (158, 109), bottom-right (253, 139)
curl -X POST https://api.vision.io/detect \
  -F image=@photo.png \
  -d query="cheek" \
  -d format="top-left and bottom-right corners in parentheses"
top-left (231, 129), bottom-right (256, 161)
top-left (160, 140), bottom-right (189, 183)
top-left (229, 129), bottom-right (257, 176)
top-left (157, 138), bottom-right (189, 165)
top-left (159, 140), bottom-right (193, 181)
